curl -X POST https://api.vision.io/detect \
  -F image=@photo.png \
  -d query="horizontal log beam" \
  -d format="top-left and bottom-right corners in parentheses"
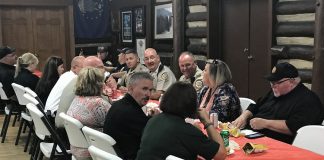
top-left (188, 0), bottom-right (207, 6)
top-left (187, 44), bottom-right (207, 55)
top-left (298, 69), bottom-right (312, 83)
top-left (186, 12), bottom-right (207, 21)
top-left (186, 27), bottom-right (207, 38)
top-left (271, 45), bottom-right (315, 61)
top-left (276, 0), bottom-right (316, 15)
top-left (275, 21), bottom-right (314, 37)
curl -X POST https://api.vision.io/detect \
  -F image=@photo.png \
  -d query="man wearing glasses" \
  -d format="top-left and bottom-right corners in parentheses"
top-left (232, 62), bottom-right (324, 144)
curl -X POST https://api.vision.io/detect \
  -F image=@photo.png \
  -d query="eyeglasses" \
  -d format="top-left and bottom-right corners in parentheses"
top-left (206, 59), bottom-right (222, 65)
top-left (270, 78), bottom-right (292, 86)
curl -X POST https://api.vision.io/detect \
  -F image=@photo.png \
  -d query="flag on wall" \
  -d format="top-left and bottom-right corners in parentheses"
top-left (74, 0), bottom-right (110, 39)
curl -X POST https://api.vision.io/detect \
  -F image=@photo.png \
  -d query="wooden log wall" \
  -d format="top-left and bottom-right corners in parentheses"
top-left (272, 0), bottom-right (316, 87)
top-left (185, 0), bottom-right (208, 57)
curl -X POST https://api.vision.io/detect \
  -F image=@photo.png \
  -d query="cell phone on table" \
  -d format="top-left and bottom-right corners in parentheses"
top-left (245, 133), bottom-right (265, 139)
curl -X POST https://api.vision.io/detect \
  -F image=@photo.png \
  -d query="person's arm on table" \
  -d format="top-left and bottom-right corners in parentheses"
top-left (232, 110), bottom-right (253, 129)
top-left (250, 118), bottom-right (292, 135)
top-left (198, 108), bottom-right (226, 160)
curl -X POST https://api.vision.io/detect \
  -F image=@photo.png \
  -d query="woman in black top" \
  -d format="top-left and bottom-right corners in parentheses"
top-left (14, 52), bottom-right (39, 90)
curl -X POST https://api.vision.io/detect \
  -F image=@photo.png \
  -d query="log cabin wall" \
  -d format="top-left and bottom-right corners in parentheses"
top-left (272, 0), bottom-right (316, 88)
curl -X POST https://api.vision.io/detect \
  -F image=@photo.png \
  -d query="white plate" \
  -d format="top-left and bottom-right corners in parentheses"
top-left (227, 149), bottom-right (235, 155)
top-left (241, 129), bottom-right (257, 136)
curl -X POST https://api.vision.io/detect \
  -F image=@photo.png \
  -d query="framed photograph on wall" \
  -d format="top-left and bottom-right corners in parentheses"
top-left (154, 3), bottom-right (173, 39)
top-left (121, 10), bottom-right (132, 43)
top-left (136, 38), bottom-right (146, 64)
top-left (133, 6), bottom-right (145, 35)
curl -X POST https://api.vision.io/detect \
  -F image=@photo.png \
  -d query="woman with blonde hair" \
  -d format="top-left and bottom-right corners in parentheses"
top-left (67, 67), bottom-right (111, 160)
top-left (198, 59), bottom-right (241, 122)
top-left (14, 52), bottom-right (39, 90)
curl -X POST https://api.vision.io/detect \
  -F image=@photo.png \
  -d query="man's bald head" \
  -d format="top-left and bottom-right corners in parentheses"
top-left (84, 56), bottom-right (105, 71)
top-left (71, 56), bottom-right (85, 75)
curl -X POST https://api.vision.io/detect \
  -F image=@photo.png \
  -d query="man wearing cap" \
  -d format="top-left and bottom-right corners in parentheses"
top-left (0, 46), bottom-right (17, 98)
top-left (178, 51), bottom-right (203, 92)
top-left (97, 46), bottom-right (113, 67)
top-left (232, 62), bottom-right (324, 144)
top-left (110, 47), bottom-right (130, 79)
top-left (118, 49), bottom-right (148, 92)
top-left (144, 48), bottom-right (176, 100)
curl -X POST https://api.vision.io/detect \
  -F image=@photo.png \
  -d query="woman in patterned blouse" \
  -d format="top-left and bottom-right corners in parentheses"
top-left (67, 67), bottom-right (111, 160)
top-left (197, 59), bottom-right (241, 122)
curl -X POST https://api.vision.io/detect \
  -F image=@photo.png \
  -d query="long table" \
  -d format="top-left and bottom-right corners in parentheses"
top-left (227, 136), bottom-right (324, 160)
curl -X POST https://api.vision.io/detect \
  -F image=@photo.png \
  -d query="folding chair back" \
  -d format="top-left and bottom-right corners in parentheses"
top-left (82, 126), bottom-right (117, 155)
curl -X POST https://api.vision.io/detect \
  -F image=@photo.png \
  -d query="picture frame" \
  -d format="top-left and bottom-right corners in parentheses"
top-left (121, 10), bottom-right (132, 43)
top-left (136, 38), bottom-right (146, 64)
top-left (133, 6), bottom-right (145, 35)
top-left (154, 3), bottom-right (173, 39)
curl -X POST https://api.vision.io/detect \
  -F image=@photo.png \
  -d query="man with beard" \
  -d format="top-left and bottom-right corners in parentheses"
top-left (104, 72), bottom-right (155, 160)
top-left (144, 48), bottom-right (176, 100)
top-left (232, 62), bottom-right (324, 144)
top-left (178, 51), bottom-right (203, 92)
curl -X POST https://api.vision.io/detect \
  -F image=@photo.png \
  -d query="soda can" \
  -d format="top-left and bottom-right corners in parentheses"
top-left (209, 113), bottom-right (218, 128)
top-left (220, 130), bottom-right (230, 148)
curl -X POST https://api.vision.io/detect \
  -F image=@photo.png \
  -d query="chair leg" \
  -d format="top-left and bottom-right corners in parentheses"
top-left (23, 121), bottom-right (28, 133)
top-left (15, 119), bottom-right (25, 145)
top-left (24, 124), bottom-right (33, 152)
top-left (29, 134), bottom-right (38, 155)
top-left (1, 112), bottom-right (12, 143)
top-left (12, 114), bottom-right (18, 127)
top-left (0, 114), bottom-right (9, 136)
top-left (49, 143), bottom-right (57, 160)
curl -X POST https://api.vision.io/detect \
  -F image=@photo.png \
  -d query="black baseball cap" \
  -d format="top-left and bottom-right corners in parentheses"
top-left (117, 47), bottom-right (131, 53)
top-left (265, 62), bottom-right (299, 81)
top-left (0, 46), bottom-right (16, 59)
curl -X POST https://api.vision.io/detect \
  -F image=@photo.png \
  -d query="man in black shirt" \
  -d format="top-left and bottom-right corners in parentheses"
top-left (103, 72), bottom-right (155, 160)
top-left (233, 62), bottom-right (324, 144)
top-left (0, 46), bottom-right (17, 111)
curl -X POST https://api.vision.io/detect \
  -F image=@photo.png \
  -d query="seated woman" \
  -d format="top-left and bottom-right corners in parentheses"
top-left (198, 59), bottom-right (241, 122)
top-left (14, 52), bottom-right (39, 90)
top-left (35, 56), bottom-right (64, 104)
top-left (67, 67), bottom-right (111, 160)
top-left (136, 82), bottom-right (226, 160)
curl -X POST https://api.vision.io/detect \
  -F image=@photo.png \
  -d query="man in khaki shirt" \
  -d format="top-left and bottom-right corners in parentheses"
top-left (178, 51), bottom-right (203, 92)
top-left (118, 49), bottom-right (148, 92)
top-left (144, 48), bottom-right (176, 100)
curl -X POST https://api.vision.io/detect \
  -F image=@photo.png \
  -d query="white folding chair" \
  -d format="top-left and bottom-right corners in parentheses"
top-left (88, 146), bottom-right (122, 160)
top-left (166, 155), bottom-right (184, 160)
top-left (292, 125), bottom-right (324, 155)
top-left (59, 112), bottom-right (89, 157)
top-left (239, 97), bottom-right (256, 111)
top-left (26, 103), bottom-right (70, 160)
top-left (11, 83), bottom-right (34, 151)
top-left (0, 82), bottom-right (20, 143)
top-left (82, 126), bottom-right (117, 155)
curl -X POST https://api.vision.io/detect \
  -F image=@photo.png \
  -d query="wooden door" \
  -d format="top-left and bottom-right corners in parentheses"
top-left (0, 8), bottom-right (34, 55)
top-left (222, 0), bottom-right (250, 97)
top-left (1, 7), bottom-right (68, 69)
top-left (221, 0), bottom-right (271, 99)
top-left (32, 8), bottom-right (66, 69)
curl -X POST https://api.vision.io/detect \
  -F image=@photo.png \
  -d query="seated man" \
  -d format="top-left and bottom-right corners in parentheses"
top-left (144, 48), bottom-right (176, 100)
top-left (103, 72), bottom-right (155, 159)
top-left (178, 51), bottom-right (203, 92)
top-left (232, 62), bottom-right (324, 144)
top-left (118, 49), bottom-right (148, 92)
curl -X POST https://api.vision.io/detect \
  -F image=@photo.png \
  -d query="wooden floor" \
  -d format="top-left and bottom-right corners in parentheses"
top-left (0, 114), bottom-right (30, 160)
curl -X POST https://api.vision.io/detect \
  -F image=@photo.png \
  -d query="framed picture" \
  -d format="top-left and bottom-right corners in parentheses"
top-left (136, 38), bottom-right (146, 64)
top-left (154, 3), bottom-right (173, 39)
top-left (133, 6), bottom-right (145, 35)
top-left (121, 10), bottom-right (132, 43)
